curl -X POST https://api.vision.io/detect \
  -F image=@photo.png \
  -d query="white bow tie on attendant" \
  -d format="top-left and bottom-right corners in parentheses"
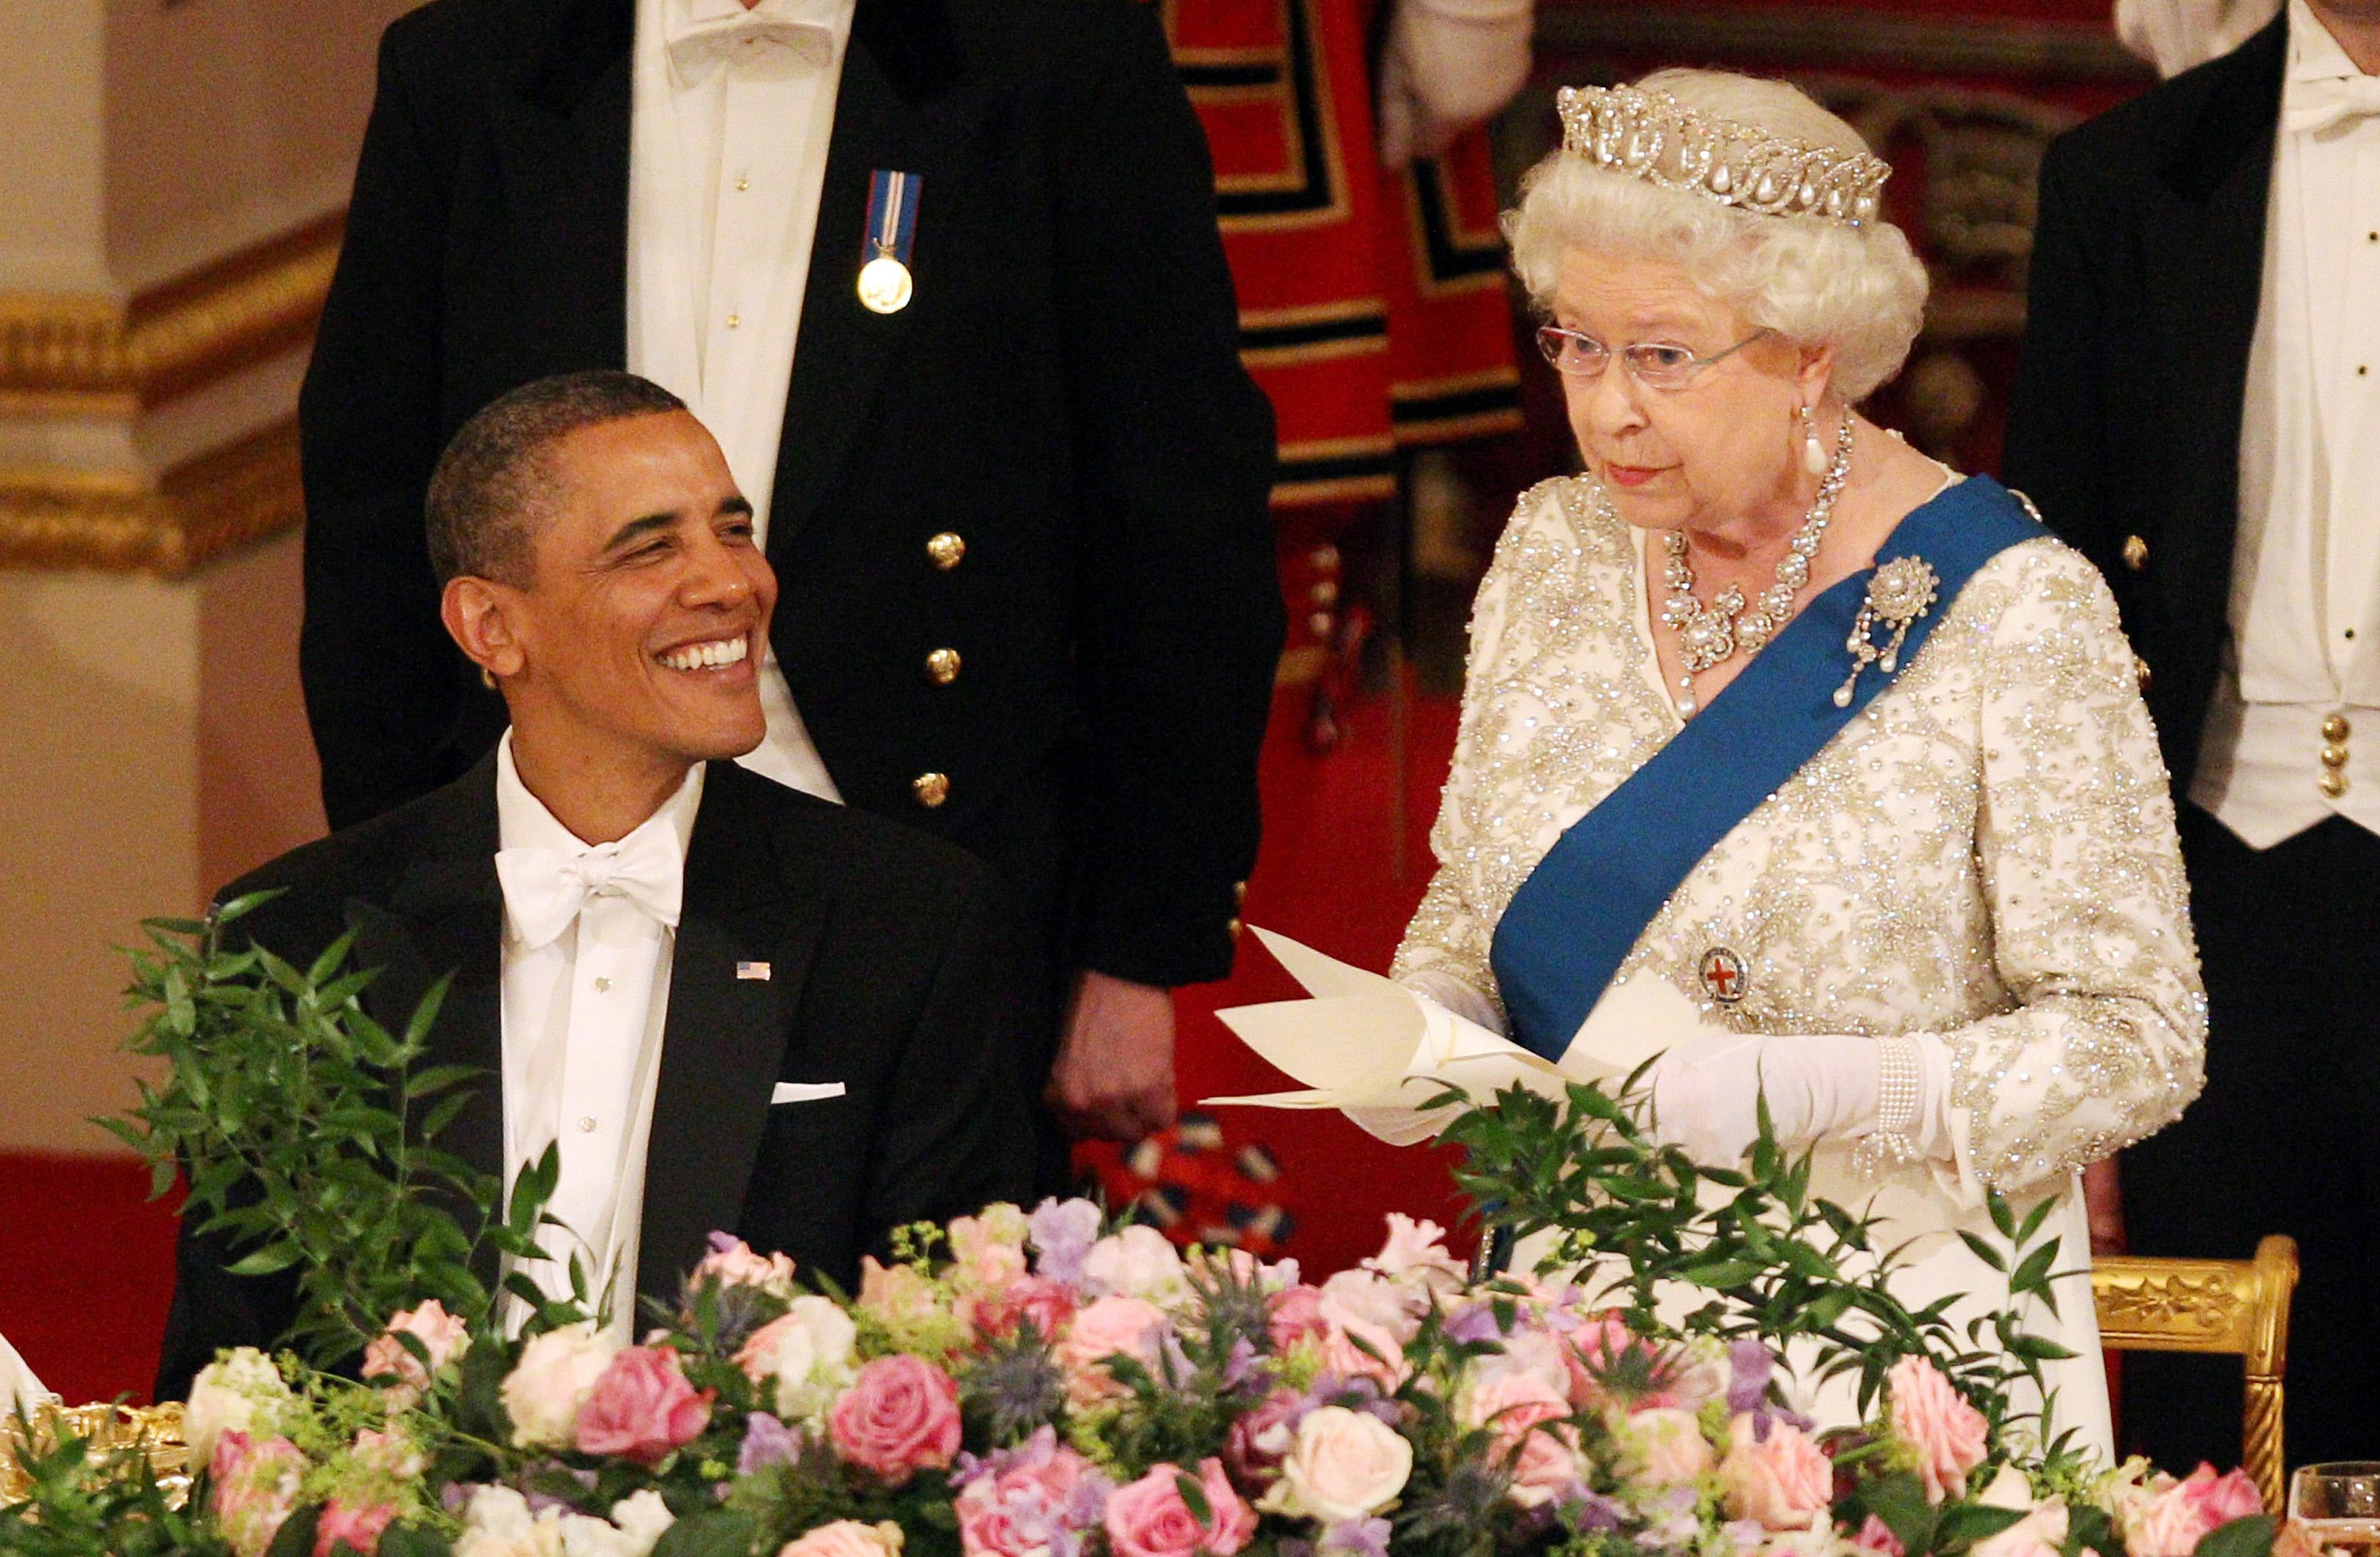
top-left (2285, 73), bottom-right (2380, 135)
top-left (494, 835), bottom-right (685, 950)
top-left (666, 4), bottom-right (836, 79)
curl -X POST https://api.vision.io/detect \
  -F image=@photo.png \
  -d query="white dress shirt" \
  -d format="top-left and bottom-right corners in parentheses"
top-left (494, 733), bottom-right (704, 1339)
top-left (628, 0), bottom-right (855, 800)
top-left (2192, 0), bottom-right (2380, 846)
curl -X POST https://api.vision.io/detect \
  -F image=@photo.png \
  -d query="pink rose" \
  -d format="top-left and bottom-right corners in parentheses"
top-left (2178, 1465), bottom-right (2264, 1528)
top-left (859, 1257), bottom-right (941, 1329)
top-left (1887, 1356), bottom-right (1987, 1504)
top-left (965, 1276), bottom-right (1078, 1345)
top-left (1107, 1460), bottom-right (1256, 1557)
top-left (1267, 1285), bottom-right (1330, 1350)
top-left (1853, 1515), bottom-right (1907, 1557)
top-left (829, 1355), bottom-right (963, 1483)
top-left (1718, 1413), bottom-right (1832, 1531)
top-left (314, 1499), bottom-right (399, 1557)
top-left (574, 1345), bottom-right (715, 1466)
top-left (360, 1299), bottom-right (470, 1405)
top-left (1054, 1295), bottom-right (1167, 1406)
top-left (209, 1432), bottom-right (306, 1557)
top-left (1222, 1388), bottom-right (1305, 1490)
top-left (951, 1208), bottom-right (1034, 1293)
top-left (956, 1438), bottom-right (1104, 1557)
top-left (696, 1235), bottom-right (800, 1298)
top-left (1459, 1372), bottom-right (1569, 1449)
top-left (780, 1520), bottom-right (907, 1557)
top-left (1625, 1407), bottom-right (1715, 1486)
top-left (1507, 1427), bottom-right (1585, 1509)
top-left (1560, 1312), bottom-right (1640, 1408)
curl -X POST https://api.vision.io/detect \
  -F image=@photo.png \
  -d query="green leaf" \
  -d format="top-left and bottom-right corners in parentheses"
top-left (651, 1509), bottom-right (761, 1557)
top-left (266, 1504), bottom-right (325, 1557)
top-left (226, 1241), bottom-right (305, 1277)
top-left (2194, 1517), bottom-right (2277, 1557)
top-left (1938, 1504), bottom-right (2031, 1550)
top-left (1958, 1231), bottom-right (2009, 1273)
top-left (376, 1524), bottom-right (456, 1557)
top-left (1176, 1471), bottom-right (1213, 1526)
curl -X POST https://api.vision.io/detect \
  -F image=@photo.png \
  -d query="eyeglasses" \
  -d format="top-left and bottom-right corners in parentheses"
top-left (1533, 325), bottom-right (1774, 391)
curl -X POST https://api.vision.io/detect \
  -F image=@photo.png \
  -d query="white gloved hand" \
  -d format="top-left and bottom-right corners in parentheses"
top-left (1643, 1030), bottom-right (1951, 1167)
top-left (1375, 0), bottom-right (1533, 166)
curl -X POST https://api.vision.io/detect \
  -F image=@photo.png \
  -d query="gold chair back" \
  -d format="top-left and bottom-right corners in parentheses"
top-left (2091, 1234), bottom-right (2300, 1513)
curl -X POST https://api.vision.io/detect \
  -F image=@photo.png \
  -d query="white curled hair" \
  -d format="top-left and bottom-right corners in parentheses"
top-left (1505, 68), bottom-right (1930, 401)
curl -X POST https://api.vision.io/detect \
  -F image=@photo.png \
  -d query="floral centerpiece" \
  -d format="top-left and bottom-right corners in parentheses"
top-left (0, 912), bottom-right (2299, 1557)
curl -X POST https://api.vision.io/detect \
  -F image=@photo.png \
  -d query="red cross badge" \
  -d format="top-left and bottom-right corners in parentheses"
top-left (1698, 946), bottom-right (1748, 1004)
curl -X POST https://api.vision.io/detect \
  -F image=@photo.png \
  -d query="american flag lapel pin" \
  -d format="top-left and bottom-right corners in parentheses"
top-left (736, 961), bottom-right (773, 981)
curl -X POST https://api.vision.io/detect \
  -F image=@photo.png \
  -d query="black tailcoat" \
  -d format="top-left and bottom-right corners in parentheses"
top-left (2004, 17), bottom-right (2285, 788)
top-left (296, 0), bottom-right (1284, 1018)
top-left (155, 756), bottom-right (1034, 1400)
top-left (2005, 17), bottom-right (2380, 1470)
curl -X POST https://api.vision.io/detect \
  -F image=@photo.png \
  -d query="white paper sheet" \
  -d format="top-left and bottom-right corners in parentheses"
top-left (0, 1330), bottom-right (50, 1414)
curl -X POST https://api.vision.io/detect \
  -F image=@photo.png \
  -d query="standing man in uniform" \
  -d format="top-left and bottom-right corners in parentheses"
top-left (2006, 0), bottom-right (2380, 1469)
top-left (297, 0), bottom-right (1285, 1173)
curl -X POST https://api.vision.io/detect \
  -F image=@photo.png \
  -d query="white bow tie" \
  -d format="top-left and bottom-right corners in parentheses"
top-left (2284, 73), bottom-right (2380, 135)
top-left (666, 6), bottom-right (836, 79)
top-left (495, 833), bottom-right (685, 950)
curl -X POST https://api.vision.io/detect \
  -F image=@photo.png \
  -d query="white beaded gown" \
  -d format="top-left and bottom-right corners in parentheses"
top-left (1393, 475), bottom-right (2209, 1454)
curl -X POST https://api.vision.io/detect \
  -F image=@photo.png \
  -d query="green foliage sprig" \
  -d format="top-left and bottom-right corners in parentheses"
top-left (1438, 1079), bottom-right (2077, 1450)
top-left (103, 893), bottom-right (564, 1366)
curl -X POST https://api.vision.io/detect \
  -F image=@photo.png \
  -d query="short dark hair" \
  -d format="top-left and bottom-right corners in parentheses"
top-left (425, 371), bottom-right (688, 585)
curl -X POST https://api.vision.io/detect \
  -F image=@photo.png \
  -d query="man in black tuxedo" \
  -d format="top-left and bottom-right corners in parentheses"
top-left (2007, 0), bottom-right (2380, 1468)
top-left (157, 374), bottom-right (1033, 1400)
top-left (297, 0), bottom-right (1283, 1167)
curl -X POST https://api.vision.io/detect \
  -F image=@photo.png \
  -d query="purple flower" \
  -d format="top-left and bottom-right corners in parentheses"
top-left (1029, 1197), bottom-right (1101, 1288)
top-left (1727, 1339), bottom-right (1773, 1416)
top-left (1219, 1334), bottom-right (1262, 1392)
top-left (737, 1411), bottom-right (802, 1476)
top-left (1566, 1491), bottom-right (1624, 1532)
top-left (1320, 1518), bottom-right (1393, 1557)
top-left (1443, 1303), bottom-right (1505, 1345)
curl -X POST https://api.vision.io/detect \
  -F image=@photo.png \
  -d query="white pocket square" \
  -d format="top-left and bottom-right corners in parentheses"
top-left (771, 1082), bottom-right (847, 1104)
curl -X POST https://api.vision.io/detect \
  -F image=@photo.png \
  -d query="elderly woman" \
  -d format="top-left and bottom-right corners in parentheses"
top-left (1391, 70), bottom-right (2206, 1446)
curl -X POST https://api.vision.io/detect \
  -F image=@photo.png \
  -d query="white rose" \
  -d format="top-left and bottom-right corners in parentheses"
top-left (1258, 1405), bottom-right (1413, 1523)
top-left (1362, 1214), bottom-right (1467, 1296)
top-left (1973, 1466), bottom-right (2071, 1557)
top-left (1082, 1225), bottom-right (1189, 1304)
top-left (736, 1296), bottom-right (860, 1421)
top-left (500, 1321), bottom-right (623, 1449)
top-left (1318, 1269), bottom-right (1424, 1344)
top-left (456, 1487), bottom-right (565, 1557)
top-left (183, 1348), bottom-right (294, 1463)
top-left (608, 1490), bottom-right (677, 1556)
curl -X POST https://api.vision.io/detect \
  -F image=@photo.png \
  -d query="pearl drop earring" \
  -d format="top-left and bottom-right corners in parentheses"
top-left (1799, 404), bottom-right (1828, 477)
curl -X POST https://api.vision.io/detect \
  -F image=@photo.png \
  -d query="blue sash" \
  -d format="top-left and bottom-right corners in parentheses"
top-left (1487, 475), bottom-right (2046, 1061)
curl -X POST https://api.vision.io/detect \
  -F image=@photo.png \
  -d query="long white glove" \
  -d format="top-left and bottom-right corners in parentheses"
top-left (1644, 1030), bottom-right (1954, 1169)
top-left (0, 1330), bottom-right (50, 1413)
top-left (1375, 0), bottom-right (1533, 166)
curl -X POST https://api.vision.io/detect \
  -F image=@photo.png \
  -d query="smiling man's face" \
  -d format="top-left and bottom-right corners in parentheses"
top-left (499, 409), bottom-right (777, 780)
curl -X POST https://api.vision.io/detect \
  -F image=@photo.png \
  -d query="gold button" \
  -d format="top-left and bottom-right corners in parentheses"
top-left (1309, 579), bottom-right (1339, 606)
top-left (593, 976), bottom-right (611, 993)
top-left (1308, 612), bottom-right (1334, 639)
top-left (2321, 770), bottom-right (2349, 798)
top-left (726, 313), bottom-right (741, 329)
top-left (1233, 880), bottom-right (1248, 907)
top-left (926, 647), bottom-right (962, 685)
top-left (2122, 535), bottom-right (2149, 573)
top-left (926, 532), bottom-right (966, 571)
top-left (2324, 744), bottom-right (2350, 769)
top-left (1227, 917), bottom-right (1243, 940)
top-left (912, 772), bottom-right (951, 809)
top-left (2133, 655), bottom-right (2153, 694)
top-left (2325, 713), bottom-right (2352, 742)
top-left (735, 176), bottom-right (750, 191)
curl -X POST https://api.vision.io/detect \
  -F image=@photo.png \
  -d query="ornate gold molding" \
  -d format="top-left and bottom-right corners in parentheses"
top-left (0, 213), bottom-right (342, 411)
top-left (0, 420), bottom-right (303, 575)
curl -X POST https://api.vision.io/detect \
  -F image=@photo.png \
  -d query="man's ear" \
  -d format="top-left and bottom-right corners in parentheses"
top-left (441, 575), bottom-right (529, 685)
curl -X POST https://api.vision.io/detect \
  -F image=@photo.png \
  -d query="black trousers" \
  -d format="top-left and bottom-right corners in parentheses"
top-left (2119, 806), bottom-right (2380, 1472)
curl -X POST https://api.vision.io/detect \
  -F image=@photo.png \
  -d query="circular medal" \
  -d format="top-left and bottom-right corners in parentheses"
top-left (1697, 946), bottom-right (1748, 1004)
top-left (857, 254), bottom-right (913, 314)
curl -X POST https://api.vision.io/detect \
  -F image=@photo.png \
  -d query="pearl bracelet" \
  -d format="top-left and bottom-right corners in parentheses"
top-left (1851, 1035), bottom-right (1922, 1179)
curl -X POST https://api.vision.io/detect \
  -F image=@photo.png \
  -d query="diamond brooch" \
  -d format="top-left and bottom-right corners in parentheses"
top-left (1832, 556), bottom-right (1939, 709)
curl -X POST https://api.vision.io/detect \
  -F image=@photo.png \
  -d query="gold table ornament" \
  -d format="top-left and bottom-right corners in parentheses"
top-left (1, 1400), bottom-right (193, 1509)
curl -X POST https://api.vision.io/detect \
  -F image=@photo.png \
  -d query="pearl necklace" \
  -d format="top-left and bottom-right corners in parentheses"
top-left (1658, 413), bottom-right (1856, 716)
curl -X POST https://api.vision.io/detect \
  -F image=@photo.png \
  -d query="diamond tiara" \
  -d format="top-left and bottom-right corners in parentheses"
top-left (1556, 84), bottom-right (1891, 227)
